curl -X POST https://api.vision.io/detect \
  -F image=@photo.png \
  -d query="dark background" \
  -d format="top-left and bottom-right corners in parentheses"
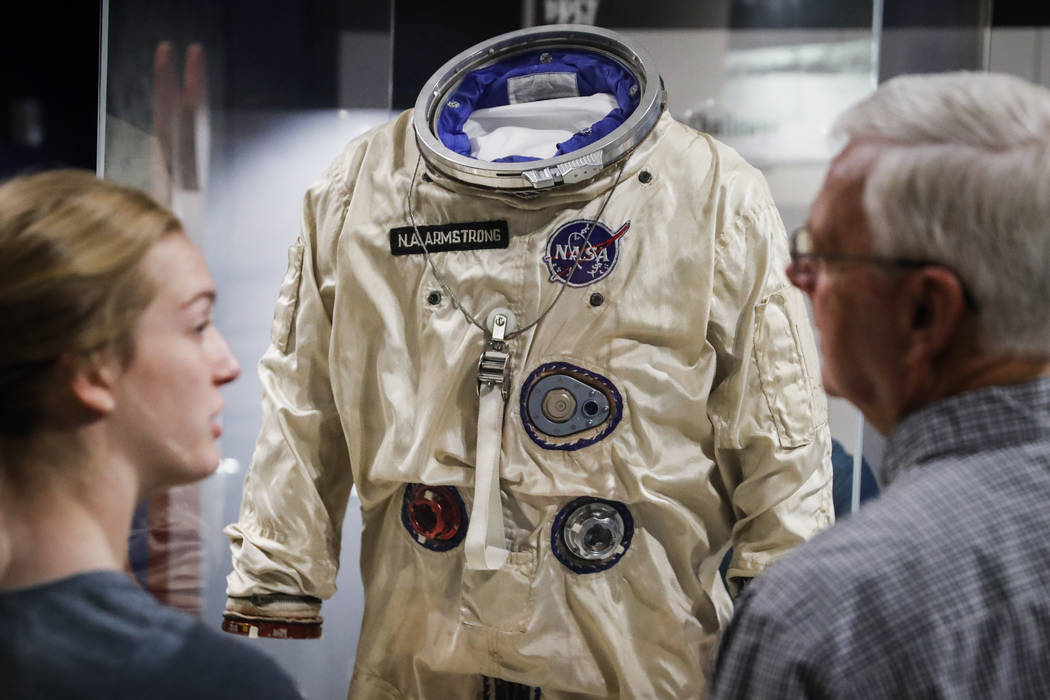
top-left (2, 0), bottom-right (1046, 180)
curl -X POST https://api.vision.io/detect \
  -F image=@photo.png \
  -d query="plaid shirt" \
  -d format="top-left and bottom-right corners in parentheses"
top-left (710, 377), bottom-right (1050, 699)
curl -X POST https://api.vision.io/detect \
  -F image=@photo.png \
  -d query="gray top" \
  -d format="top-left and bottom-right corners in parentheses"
top-left (0, 569), bottom-right (301, 699)
top-left (711, 377), bottom-right (1050, 699)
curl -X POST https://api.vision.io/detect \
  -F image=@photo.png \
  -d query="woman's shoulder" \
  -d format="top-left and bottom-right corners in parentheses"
top-left (154, 621), bottom-right (301, 699)
top-left (1, 570), bottom-right (300, 699)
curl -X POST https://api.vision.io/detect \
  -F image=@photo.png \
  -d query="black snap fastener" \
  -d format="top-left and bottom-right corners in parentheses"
top-left (583, 400), bottom-right (600, 417)
top-left (426, 291), bottom-right (442, 305)
top-left (638, 170), bottom-right (652, 184)
top-left (421, 172), bottom-right (432, 183)
top-left (589, 292), bottom-right (604, 307)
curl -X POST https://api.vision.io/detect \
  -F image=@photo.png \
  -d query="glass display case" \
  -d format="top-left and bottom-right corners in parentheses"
top-left (99, 1), bottom-right (992, 697)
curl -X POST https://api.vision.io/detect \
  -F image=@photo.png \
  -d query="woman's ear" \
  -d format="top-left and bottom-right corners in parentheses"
top-left (61, 352), bottom-right (119, 416)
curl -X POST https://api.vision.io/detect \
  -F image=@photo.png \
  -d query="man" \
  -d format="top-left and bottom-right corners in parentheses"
top-left (711, 71), bottom-right (1050, 698)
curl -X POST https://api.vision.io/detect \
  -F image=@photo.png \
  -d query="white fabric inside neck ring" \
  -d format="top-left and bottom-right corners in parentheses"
top-left (462, 93), bottom-right (619, 162)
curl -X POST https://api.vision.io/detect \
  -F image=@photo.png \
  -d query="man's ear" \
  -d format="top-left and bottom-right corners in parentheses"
top-left (61, 352), bottom-right (120, 416)
top-left (903, 267), bottom-right (969, 368)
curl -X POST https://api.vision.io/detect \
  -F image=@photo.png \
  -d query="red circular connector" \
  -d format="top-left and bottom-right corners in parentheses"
top-left (408, 485), bottom-right (463, 541)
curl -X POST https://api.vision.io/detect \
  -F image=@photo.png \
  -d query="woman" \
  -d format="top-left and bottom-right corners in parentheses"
top-left (0, 170), bottom-right (300, 699)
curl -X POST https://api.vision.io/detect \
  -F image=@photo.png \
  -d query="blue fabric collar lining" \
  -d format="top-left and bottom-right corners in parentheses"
top-left (437, 49), bottom-right (639, 163)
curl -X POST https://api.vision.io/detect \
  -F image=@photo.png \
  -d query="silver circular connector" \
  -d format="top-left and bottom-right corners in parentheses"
top-left (563, 501), bottom-right (625, 561)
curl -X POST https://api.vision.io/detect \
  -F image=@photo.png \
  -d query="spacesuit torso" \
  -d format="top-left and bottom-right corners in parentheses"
top-left (225, 26), bottom-right (833, 700)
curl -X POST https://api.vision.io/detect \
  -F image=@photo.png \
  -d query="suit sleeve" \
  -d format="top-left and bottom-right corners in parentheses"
top-left (224, 174), bottom-right (355, 602)
top-left (705, 189), bottom-right (834, 592)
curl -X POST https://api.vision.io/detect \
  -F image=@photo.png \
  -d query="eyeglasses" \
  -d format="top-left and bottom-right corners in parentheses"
top-left (788, 226), bottom-right (980, 313)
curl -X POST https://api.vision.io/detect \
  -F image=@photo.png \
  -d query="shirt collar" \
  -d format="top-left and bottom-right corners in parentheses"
top-left (880, 376), bottom-right (1050, 486)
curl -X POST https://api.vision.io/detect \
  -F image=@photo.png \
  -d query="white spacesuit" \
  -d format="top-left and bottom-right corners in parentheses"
top-left (223, 25), bottom-right (833, 699)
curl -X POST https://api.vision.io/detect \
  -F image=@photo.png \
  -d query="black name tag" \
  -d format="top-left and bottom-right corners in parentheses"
top-left (389, 220), bottom-right (510, 256)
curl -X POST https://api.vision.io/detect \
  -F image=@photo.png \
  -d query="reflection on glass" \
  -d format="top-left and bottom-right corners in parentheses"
top-left (104, 3), bottom-right (393, 698)
top-left (695, 37), bottom-right (875, 166)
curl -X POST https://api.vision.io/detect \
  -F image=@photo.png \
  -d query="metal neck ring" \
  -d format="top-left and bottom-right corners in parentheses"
top-left (413, 24), bottom-right (665, 191)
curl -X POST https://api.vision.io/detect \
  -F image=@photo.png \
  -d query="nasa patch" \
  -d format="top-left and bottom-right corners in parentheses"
top-left (543, 219), bottom-right (630, 287)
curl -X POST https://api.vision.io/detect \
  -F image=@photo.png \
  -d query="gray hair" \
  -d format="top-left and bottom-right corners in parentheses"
top-left (834, 71), bottom-right (1050, 355)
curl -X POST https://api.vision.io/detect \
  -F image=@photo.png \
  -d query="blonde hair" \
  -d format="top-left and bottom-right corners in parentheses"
top-left (0, 169), bottom-right (182, 435)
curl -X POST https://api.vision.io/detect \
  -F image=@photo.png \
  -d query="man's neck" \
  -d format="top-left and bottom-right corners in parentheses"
top-left (903, 353), bottom-right (1050, 425)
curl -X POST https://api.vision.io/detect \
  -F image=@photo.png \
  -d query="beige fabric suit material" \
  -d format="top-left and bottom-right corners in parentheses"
top-left (226, 109), bottom-right (834, 699)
